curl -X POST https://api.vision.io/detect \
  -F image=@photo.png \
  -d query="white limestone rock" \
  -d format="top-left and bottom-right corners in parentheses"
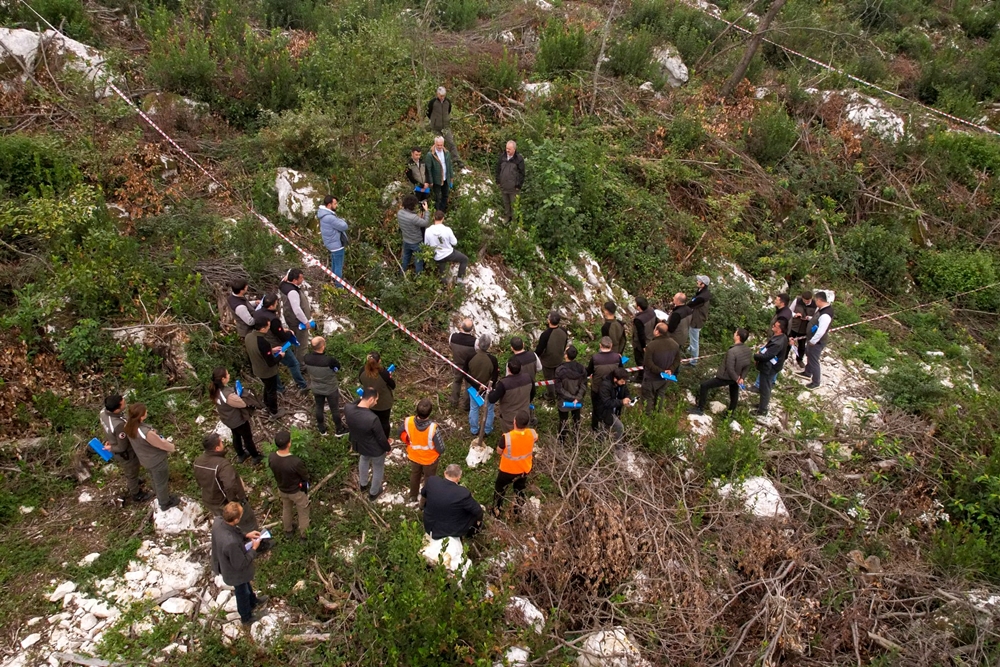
top-left (375, 491), bottom-right (407, 507)
top-left (20, 633), bottom-right (41, 650)
top-left (494, 646), bottom-right (531, 666)
top-left (466, 443), bottom-right (493, 468)
top-left (708, 401), bottom-right (727, 415)
top-left (653, 46), bottom-right (688, 88)
top-left (508, 596), bottom-right (545, 634)
top-left (521, 81), bottom-right (553, 98)
top-left (718, 476), bottom-right (789, 520)
top-left (844, 93), bottom-right (905, 142)
top-left (576, 627), bottom-right (650, 666)
top-left (687, 414), bottom-right (714, 439)
top-left (421, 534), bottom-right (470, 577)
top-left (49, 581), bottom-right (76, 603)
top-left (161, 597), bottom-right (195, 615)
top-left (275, 168), bottom-right (325, 222)
top-left (0, 29), bottom-right (111, 96)
top-left (152, 497), bottom-right (206, 535)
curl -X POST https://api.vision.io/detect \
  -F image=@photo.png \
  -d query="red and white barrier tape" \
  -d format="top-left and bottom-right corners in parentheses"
top-left (678, 0), bottom-right (1000, 137)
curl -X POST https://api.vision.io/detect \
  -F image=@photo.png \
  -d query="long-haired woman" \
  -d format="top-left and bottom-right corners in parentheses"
top-left (209, 368), bottom-right (261, 464)
top-left (124, 402), bottom-right (179, 511)
top-left (358, 351), bottom-right (395, 439)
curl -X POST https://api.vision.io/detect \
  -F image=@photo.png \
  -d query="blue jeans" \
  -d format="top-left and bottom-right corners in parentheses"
top-left (469, 398), bottom-right (495, 435)
top-left (281, 352), bottom-right (307, 389)
top-left (757, 370), bottom-right (778, 415)
top-left (329, 248), bottom-right (345, 285)
top-left (234, 581), bottom-right (257, 623)
top-left (401, 242), bottom-right (424, 274)
top-left (688, 327), bottom-right (701, 364)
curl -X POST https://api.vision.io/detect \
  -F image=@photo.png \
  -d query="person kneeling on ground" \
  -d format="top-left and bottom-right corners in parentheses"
top-left (597, 368), bottom-right (632, 446)
top-left (400, 398), bottom-right (445, 506)
top-left (422, 464), bottom-right (483, 539)
top-left (211, 501), bottom-right (269, 628)
top-left (690, 328), bottom-right (752, 416)
top-left (424, 211), bottom-right (468, 285)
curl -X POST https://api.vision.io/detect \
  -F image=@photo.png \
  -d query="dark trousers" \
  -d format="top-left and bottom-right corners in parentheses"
top-left (408, 459), bottom-right (439, 502)
top-left (436, 250), bottom-right (468, 280)
top-left (450, 370), bottom-right (470, 409)
top-left (698, 377), bottom-right (740, 412)
top-left (501, 190), bottom-right (519, 221)
top-left (757, 370), bottom-right (778, 415)
top-left (234, 582), bottom-right (258, 623)
top-left (372, 408), bottom-right (392, 441)
top-left (633, 344), bottom-right (645, 383)
top-left (641, 378), bottom-right (668, 410)
top-left (432, 182), bottom-right (450, 212)
top-left (493, 470), bottom-right (528, 511)
top-left (261, 375), bottom-right (279, 415)
top-left (314, 392), bottom-right (344, 432)
top-left (542, 366), bottom-right (557, 400)
top-left (558, 409), bottom-right (581, 442)
top-left (114, 449), bottom-right (142, 497)
top-left (230, 421), bottom-right (258, 458)
top-left (147, 460), bottom-right (171, 509)
top-left (805, 341), bottom-right (826, 384)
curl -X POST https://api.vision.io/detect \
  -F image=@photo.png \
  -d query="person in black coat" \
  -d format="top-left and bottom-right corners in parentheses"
top-left (421, 465), bottom-right (484, 539)
top-left (754, 319), bottom-right (789, 417)
top-left (596, 368), bottom-right (632, 445)
top-left (344, 388), bottom-right (394, 500)
top-left (495, 140), bottom-right (526, 222)
top-left (211, 501), bottom-right (268, 627)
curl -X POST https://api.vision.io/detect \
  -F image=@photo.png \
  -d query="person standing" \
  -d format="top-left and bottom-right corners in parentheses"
top-left (401, 398), bottom-right (445, 505)
top-left (211, 501), bottom-right (268, 628)
top-left (268, 430), bottom-right (310, 542)
top-left (666, 293), bottom-right (692, 351)
top-left (279, 269), bottom-right (315, 366)
top-left (303, 336), bottom-right (347, 437)
top-left (600, 301), bottom-right (627, 356)
top-left (689, 329), bottom-right (752, 416)
top-left (632, 296), bottom-right (656, 383)
top-left (771, 293), bottom-right (792, 331)
top-left (426, 86), bottom-right (462, 166)
top-left (226, 279), bottom-right (258, 338)
top-left (493, 410), bottom-right (536, 514)
top-left (425, 136), bottom-right (453, 213)
top-left (587, 336), bottom-right (624, 431)
top-left (466, 334), bottom-right (499, 437)
top-left (800, 292), bottom-right (833, 389)
top-left (686, 276), bottom-right (711, 365)
top-left (449, 318), bottom-right (477, 409)
top-left (425, 211), bottom-right (468, 284)
top-left (510, 336), bottom-right (542, 384)
top-left (422, 464), bottom-right (484, 539)
top-left (487, 358), bottom-right (534, 434)
top-left (358, 351), bottom-right (395, 444)
top-left (495, 140), bottom-right (525, 223)
top-left (405, 147), bottom-right (431, 202)
top-left (245, 314), bottom-right (285, 418)
top-left (317, 195), bottom-right (348, 281)
top-left (258, 294), bottom-right (307, 392)
top-left (124, 403), bottom-right (179, 511)
top-left (555, 345), bottom-right (587, 442)
top-left (596, 368), bottom-right (632, 445)
top-left (535, 311), bottom-right (569, 401)
top-left (99, 395), bottom-right (150, 504)
top-left (344, 388), bottom-right (393, 500)
top-left (641, 322), bottom-right (681, 410)
top-left (754, 319), bottom-right (790, 416)
top-left (209, 367), bottom-right (261, 464)
top-left (398, 194), bottom-right (431, 275)
top-left (193, 433), bottom-right (258, 532)
top-left (788, 290), bottom-right (817, 367)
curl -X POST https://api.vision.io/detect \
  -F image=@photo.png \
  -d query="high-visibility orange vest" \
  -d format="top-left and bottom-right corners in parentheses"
top-left (405, 416), bottom-right (439, 466)
top-left (499, 428), bottom-right (535, 475)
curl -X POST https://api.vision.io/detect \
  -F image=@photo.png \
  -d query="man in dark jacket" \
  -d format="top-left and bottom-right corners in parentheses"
top-left (245, 314), bottom-right (285, 417)
top-left (466, 334), bottom-right (499, 436)
top-left (344, 388), bottom-right (394, 500)
top-left (799, 291), bottom-right (833, 389)
top-left (555, 345), bottom-right (587, 442)
top-left (427, 86), bottom-right (462, 166)
top-left (194, 433), bottom-right (257, 532)
top-left (99, 394), bottom-right (151, 505)
top-left (601, 301), bottom-right (627, 355)
top-left (304, 336), bottom-right (346, 436)
top-left (641, 323), bottom-right (681, 410)
top-left (597, 368), bottom-right (632, 445)
top-left (510, 337), bottom-right (542, 383)
top-left (226, 279), bottom-right (258, 338)
top-left (686, 276), bottom-right (711, 365)
top-left (666, 293), bottom-right (693, 350)
top-left (751, 293), bottom-right (793, 393)
top-left (405, 147), bottom-right (431, 202)
top-left (258, 294), bottom-right (307, 392)
top-left (279, 269), bottom-right (315, 362)
top-left (449, 318), bottom-right (477, 409)
top-left (495, 140), bottom-right (526, 222)
top-left (587, 337), bottom-right (624, 431)
top-left (690, 329), bottom-right (752, 415)
top-left (211, 502), bottom-right (268, 627)
top-left (754, 319), bottom-right (789, 416)
top-left (487, 358), bottom-right (534, 434)
top-left (535, 311), bottom-right (569, 401)
top-left (422, 464), bottom-right (483, 539)
top-left (632, 296), bottom-right (656, 383)
top-left (425, 135), bottom-right (454, 212)
top-left (788, 290), bottom-right (817, 367)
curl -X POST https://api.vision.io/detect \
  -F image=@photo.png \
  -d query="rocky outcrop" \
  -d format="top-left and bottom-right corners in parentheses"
top-left (275, 168), bottom-right (326, 222)
top-left (0, 28), bottom-right (110, 96)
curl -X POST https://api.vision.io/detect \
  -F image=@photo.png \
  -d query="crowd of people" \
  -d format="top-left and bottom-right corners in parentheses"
top-left (92, 86), bottom-right (839, 632)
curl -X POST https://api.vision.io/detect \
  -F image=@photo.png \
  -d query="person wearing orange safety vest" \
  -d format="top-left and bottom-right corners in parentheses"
top-left (492, 409), bottom-right (537, 515)
top-left (399, 398), bottom-right (445, 505)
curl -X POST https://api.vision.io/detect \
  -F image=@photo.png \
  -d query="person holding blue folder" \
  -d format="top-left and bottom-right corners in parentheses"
top-left (641, 323), bottom-right (681, 411)
top-left (465, 335), bottom-right (499, 437)
top-left (98, 395), bottom-right (152, 505)
top-left (554, 345), bottom-right (587, 443)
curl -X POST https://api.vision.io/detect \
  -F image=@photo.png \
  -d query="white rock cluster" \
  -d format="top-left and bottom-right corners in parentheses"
top-left (718, 476), bottom-right (789, 520)
top-left (0, 28), bottom-right (111, 96)
top-left (576, 627), bottom-right (651, 666)
top-left (275, 168), bottom-right (324, 222)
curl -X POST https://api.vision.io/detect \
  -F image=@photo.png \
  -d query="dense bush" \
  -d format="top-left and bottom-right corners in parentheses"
top-left (475, 48), bottom-right (521, 97)
top-left (0, 135), bottom-right (80, 199)
top-left (521, 139), bottom-right (587, 257)
top-left (606, 28), bottom-right (657, 80)
top-left (6, 0), bottom-right (92, 41)
top-left (743, 103), bottom-right (798, 167)
top-left (841, 222), bottom-right (911, 289)
top-left (878, 359), bottom-right (946, 414)
top-left (436, 0), bottom-right (480, 31)
top-left (262, 0), bottom-right (320, 30)
top-left (914, 249), bottom-right (1000, 311)
top-left (535, 22), bottom-right (592, 77)
top-left (700, 425), bottom-right (764, 480)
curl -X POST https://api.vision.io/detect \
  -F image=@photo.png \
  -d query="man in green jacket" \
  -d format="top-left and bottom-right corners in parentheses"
top-left (535, 311), bottom-right (569, 402)
top-left (425, 136), bottom-right (454, 213)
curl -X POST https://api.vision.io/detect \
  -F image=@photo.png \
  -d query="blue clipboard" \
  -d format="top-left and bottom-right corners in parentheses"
top-left (88, 437), bottom-right (114, 462)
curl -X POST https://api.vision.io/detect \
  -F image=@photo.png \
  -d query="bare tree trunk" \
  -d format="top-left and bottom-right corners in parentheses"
top-left (718, 0), bottom-right (788, 99)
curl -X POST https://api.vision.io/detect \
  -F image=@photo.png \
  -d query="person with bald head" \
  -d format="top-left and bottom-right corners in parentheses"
top-left (666, 292), bottom-right (693, 350)
top-left (449, 318), bottom-right (477, 409)
top-left (304, 336), bottom-right (346, 437)
top-left (641, 322), bottom-right (681, 410)
top-left (495, 140), bottom-right (525, 222)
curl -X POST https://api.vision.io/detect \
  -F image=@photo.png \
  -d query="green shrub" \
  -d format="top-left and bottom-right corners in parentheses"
top-left (628, 405), bottom-right (684, 454)
top-left (914, 249), bottom-right (1000, 311)
top-left (476, 47), bottom-right (521, 96)
top-left (893, 26), bottom-right (933, 59)
top-left (14, 0), bottom-right (92, 41)
top-left (262, 0), bottom-right (320, 30)
top-left (956, 0), bottom-right (1000, 40)
top-left (841, 222), bottom-right (911, 289)
top-left (878, 359), bottom-right (946, 414)
top-left (744, 104), bottom-right (798, 167)
top-left (927, 132), bottom-right (1000, 181)
top-left (627, 0), bottom-right (671, 33)
top-left (699, 426), bottom-right (764, 480)
top-left (843, 330), bottom-right (894, 369)
top-left (667, 113), bottom-right (708, 152)
top-left (0, 135), bottom-right (80, 198)
top-left (436, 0), bottom-right (480, 31)
top-left (536, 22), bottom-right (592, 77)
top-left (57, 319), bottom-right (118, 372)
top-left (520, 139), bottom-right (587, 257)
top-left (607, 28), bottom-right (657, 80)
top-left (657, 1), bottom-right (720, 63)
